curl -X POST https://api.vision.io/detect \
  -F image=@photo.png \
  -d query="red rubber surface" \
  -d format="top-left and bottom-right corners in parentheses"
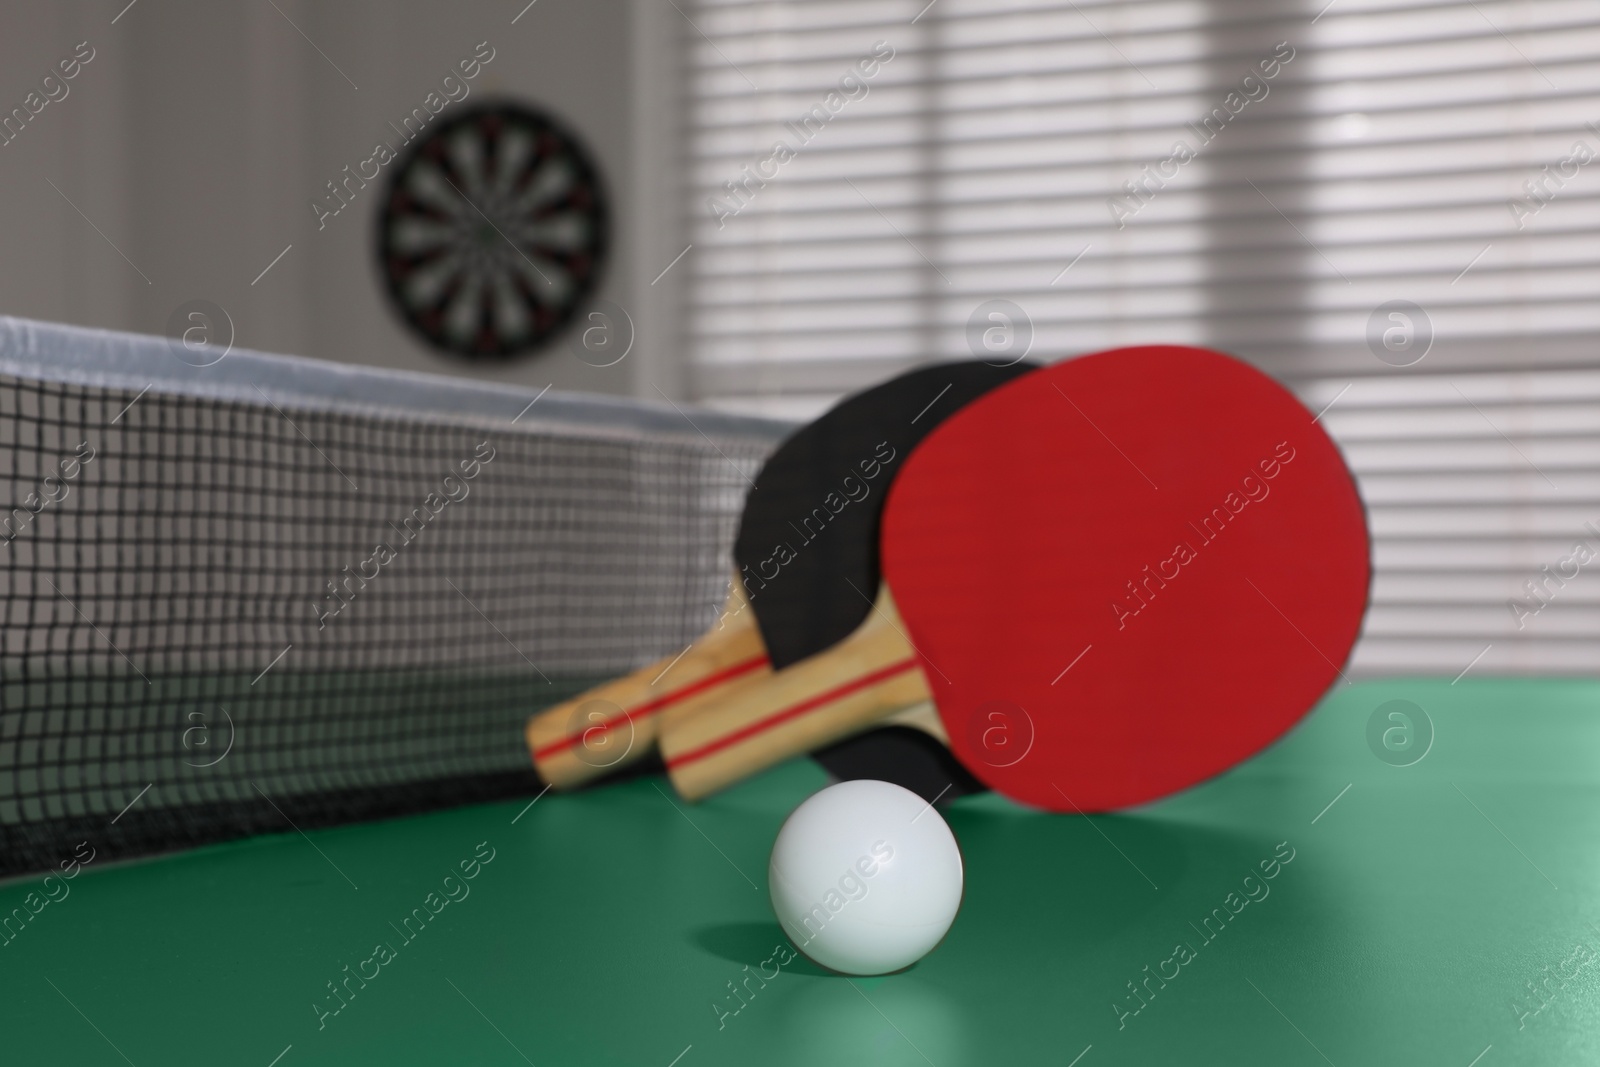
top-left (881, 346), bottom-right (1370, 811)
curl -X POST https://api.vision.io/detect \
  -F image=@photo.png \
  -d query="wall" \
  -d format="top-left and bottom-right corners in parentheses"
top-left (0, 0), bottom-right (689, 398)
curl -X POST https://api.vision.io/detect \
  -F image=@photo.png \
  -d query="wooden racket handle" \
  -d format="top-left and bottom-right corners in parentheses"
top-left (660, 590), bottom-right (932, 801)
top-left (525, 586), bottom-right (769, 789)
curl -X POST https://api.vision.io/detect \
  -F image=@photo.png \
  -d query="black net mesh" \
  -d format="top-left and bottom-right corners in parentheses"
top-left (0, 365), bottom-right (772, 879)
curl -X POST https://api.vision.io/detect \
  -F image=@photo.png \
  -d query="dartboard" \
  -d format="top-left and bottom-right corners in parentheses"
top-left (377, 102), bottom-right (609, 360)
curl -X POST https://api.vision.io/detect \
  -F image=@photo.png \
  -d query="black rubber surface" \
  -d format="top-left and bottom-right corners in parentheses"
top-left (735, 361), bottom-right (1034, 668)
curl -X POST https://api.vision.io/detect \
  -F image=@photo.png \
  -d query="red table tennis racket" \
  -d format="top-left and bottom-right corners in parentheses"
top-left (660, 345), bottom-right (1370, 810)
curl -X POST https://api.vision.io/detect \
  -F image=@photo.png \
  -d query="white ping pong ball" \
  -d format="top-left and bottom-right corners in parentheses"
top-left (768, 779), bottom-right (963, 976)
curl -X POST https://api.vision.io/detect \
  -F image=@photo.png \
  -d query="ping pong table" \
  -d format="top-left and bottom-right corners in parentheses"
top-left (1, 677), bottom-right (1591, 1066)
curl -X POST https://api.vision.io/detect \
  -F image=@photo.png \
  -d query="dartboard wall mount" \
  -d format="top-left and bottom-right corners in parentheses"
top-left (376, 101), bottom-right (610, 361)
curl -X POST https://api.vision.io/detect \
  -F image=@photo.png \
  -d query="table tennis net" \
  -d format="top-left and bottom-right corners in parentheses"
top-left (0, 317), bottom-right (785, 880)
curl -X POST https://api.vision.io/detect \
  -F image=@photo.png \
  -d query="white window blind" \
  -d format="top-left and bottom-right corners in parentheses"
top-left (683, 0), bottom-right (1600, 675)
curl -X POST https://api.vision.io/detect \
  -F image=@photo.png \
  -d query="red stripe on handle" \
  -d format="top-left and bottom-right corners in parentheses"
top-left (664, 656), bottom-right (922, 770)
top-left (532, 652), bottom-right (770, 760)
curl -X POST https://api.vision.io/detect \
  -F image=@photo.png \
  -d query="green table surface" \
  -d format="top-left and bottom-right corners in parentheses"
top-left (2, 678), bottom-right (1597, 1066)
